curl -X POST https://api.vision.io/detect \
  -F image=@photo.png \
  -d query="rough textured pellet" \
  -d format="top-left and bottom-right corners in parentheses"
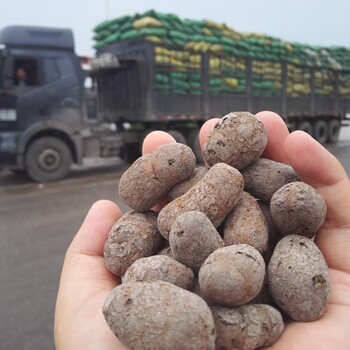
top-left (203, 112), bottom-right (267, 170)
top-left (168, 166), bottom-right (208, 200)
top-left (103, 281), bottom-right (217, 350)
top-left (242, 157), bottom-right (300, 202)
top-left (104, 211), bottom-right (163, 276)
top-left (198, 245), bottom-right (265, 306)
top-left (223, 192), bottom-right (268, 253)
top-left (268, 234), bottom-right (330, 321)
top-left (119, 143), bottom-right (196, 211)
top-left (270, 181), bottom-right (327, 238)
top-left (157, 163), bottom-right (244, 239)
top-left (169, 211), bottom-right (224, 271)
top-left (122, 255), bottom-right (195, 290)
top-left (211, 304), bottom-right (284, 350)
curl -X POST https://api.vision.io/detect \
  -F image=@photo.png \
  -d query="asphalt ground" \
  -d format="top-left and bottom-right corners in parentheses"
top-left (0, 160), bottom-right (129, 350)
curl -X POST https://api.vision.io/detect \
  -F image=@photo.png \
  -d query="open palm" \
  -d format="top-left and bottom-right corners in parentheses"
top-left (54, 111), bottom-right (350, 350)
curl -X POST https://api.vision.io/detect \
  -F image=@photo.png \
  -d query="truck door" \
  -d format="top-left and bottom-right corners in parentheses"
top-left (0, 56), bottom-right (17, 131)
top-left (0, 55), bottom-right (51, 130)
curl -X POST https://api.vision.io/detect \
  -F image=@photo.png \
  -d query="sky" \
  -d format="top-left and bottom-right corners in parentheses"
top-left (1, 0), bottom-right (350, 56)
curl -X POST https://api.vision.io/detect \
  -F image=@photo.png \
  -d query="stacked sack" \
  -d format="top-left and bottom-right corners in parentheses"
top-left (93, 9), bottom-right (350, 98)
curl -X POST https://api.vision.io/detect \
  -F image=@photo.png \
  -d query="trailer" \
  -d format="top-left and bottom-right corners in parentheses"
top-left (91, 39), bottom-right (350, 160)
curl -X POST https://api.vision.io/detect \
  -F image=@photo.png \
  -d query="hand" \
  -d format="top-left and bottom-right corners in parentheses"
top-left (54, 131), bottom-right (177, 350)
top-left (253, 112), bottom-right (350, 349)
top-left (54, 111), bottom-right (350, 350)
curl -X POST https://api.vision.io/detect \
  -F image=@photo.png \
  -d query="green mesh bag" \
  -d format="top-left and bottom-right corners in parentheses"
top-left (120, 30), bottom-right (143, 41)
top-left (93, 20), bottom-right (112, 33)
top-left (105, 32), bottom-right (121, 44)
top-left (140, 27), bottom-right (167, 37)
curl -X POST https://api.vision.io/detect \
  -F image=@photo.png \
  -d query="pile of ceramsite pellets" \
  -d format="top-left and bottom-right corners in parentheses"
top-left (102, 112), bottom-right (330, 350)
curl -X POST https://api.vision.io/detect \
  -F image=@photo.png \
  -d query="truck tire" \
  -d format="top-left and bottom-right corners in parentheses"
top-left (167, 130), bottom-right (187, 144)
top-left (297, 121), bottom-right (313, 136)
top-left (313, 120), bottom-right (328, 144)
top-left (187, 129), bottom-right (204, 163)
top-left (25, 137), bottom-right (72, 182)
top-left (327, 119), bottom-right (340, 143)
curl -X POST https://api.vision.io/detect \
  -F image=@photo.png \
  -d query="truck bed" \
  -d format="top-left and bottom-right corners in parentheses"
top-left (95, 39), bottom-right (350, 123)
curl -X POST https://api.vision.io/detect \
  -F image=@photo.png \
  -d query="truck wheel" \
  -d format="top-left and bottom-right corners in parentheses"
top-left (313, 120), bottom-right (328, 144)
top-left (187, 129), bottom-right (204, 163)
top-left (327, 119), bottom-right (340, 143)
top-left (298, 121), bottom-right (313, 136)
top-left (25, 137), bottom-right (72, 182)
top-left (167, 130), bottom-right (187, 144)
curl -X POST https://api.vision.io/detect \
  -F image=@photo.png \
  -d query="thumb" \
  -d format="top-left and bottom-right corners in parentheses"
top-left (55, 200), bottom-right (122, 328)
top-left (55, 200), bottom-right (124, 350)
top-left (69, 200), bottom-right (122, 257)
top-left (61, 200), bottom-right (122, 288)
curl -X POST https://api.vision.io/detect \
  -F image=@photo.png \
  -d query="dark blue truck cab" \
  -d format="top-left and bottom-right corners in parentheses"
top-left (0, 26), bottom-right (118, 182)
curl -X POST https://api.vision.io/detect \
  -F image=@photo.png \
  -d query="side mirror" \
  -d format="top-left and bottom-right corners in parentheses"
top-left (0, 44), bottom-right (7, 57)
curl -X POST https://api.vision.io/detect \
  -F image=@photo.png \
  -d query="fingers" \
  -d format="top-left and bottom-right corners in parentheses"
top-left (59, 200), bottom-right (121, 303)
top-left (199, 118), bottom-right (220, 150)
top-left (255, 111), bottom-right (290, 163)
top-left (284, 131), bottom-right (350, 272)
top-left (55, 200), bottom-right (123, 347)
top-left (284, 131), bottom-right (350, 227)
top-left (69, 200), bottom-right (122, 257)
top-left (142, 131), bottom-right (176, 155)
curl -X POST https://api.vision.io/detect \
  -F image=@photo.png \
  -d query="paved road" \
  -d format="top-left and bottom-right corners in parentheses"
top-left (0, 162), bottom-right (129, 350)
top-left (0, 131), bottom-right (350, 350)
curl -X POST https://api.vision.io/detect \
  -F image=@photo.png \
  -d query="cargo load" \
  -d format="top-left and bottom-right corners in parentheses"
top-left (93, 10), bottom-right (350, 99)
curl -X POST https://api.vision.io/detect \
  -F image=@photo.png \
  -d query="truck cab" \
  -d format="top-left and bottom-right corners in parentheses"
top-left (0, 26), bottom-right (97, 181)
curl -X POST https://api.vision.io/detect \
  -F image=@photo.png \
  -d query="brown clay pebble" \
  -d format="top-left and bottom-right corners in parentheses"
top-left (198, 245), bottom-right (265, 306)
top-left (211, 304), bottom-right (284, 350)
top-left (268, 234), bottom-right (330, 321)
top-left (223, 192), bottom-right (268, 253)
top-left (103, 110), bottom-right (333, 346)
top-left (103, 281), bottom-right (217, 350)
top-left (202, 111), bottom-right (267, 170)
top-left (157, 163), bottom-right (244, 239)
top-left (122, 255), bottom-right (195, 290)
top-left (270, 181), bottom-right (327, 238)
top-left (168, 166), bottom-right (208, 200)
top-left (169, 211), bottom-right (224, 271)
top-left (103, 211), bottom-right (163, 276)
top-left (241, 158), bottom-right (300, 202)
top-left (119, 143), bottom-right (196, 211)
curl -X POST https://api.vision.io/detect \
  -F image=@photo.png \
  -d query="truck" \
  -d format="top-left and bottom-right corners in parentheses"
top-left (0, 24), bottom-right (349, 182)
